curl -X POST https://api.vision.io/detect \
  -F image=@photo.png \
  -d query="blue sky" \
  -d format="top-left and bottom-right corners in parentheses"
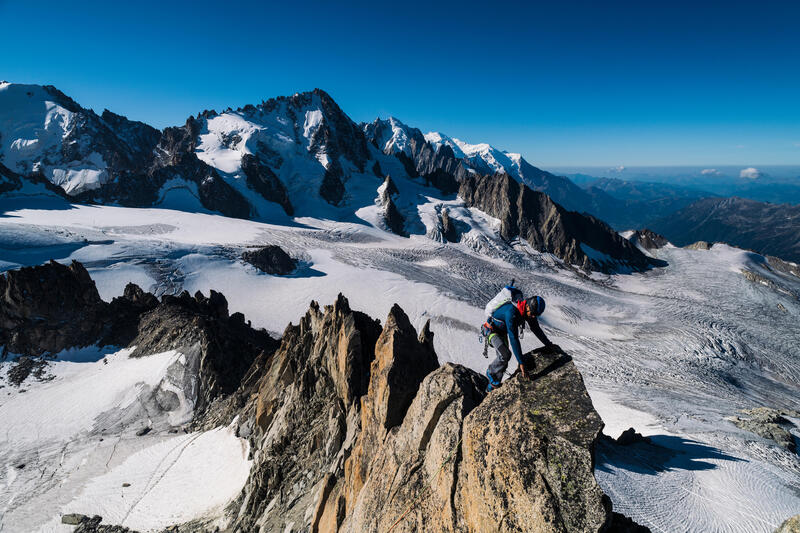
top-left (1, 0), bottom-right (798, 166)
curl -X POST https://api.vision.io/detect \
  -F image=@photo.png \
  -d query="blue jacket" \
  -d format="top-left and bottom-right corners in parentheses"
top-left (489, 301), bottom-right (552, 365)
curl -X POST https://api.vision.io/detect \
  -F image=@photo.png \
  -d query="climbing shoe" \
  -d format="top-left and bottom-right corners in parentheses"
top-left (485, 370), bottom-right (501, 392)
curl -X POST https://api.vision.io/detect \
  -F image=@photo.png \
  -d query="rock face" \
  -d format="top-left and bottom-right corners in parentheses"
top-left (767, 256), bottom-right (800, 278)
top-left (459, 173), bottom-right (657, 272)
top-left (229, 296), bottom-right (616, 533)
top-left (129, 289), bottom-right (277, 416)
top-left (230, 294), bottom-right (382, 532)
top-left (0, 261), bottom-right (108, 356)
top-left (241, 153), bottom-right (294, 216)
top-left (628, 229), bottom-right (668, 250)
top-left (242, 245), bottom-right (298, 275)
top-left (458, 350), bottom-right (608, 533)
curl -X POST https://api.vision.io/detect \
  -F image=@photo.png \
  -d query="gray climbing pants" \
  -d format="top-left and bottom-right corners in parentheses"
top-left (487, 334), bottom-right (512, 384)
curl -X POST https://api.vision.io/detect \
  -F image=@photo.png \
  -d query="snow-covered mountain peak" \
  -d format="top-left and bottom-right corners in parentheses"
top-left (0, 83), bottom-right (107, 194)
top-left (424, 130), bottom-right (523, 180)
top-left (362, 116), bottom-right (424, 157)
top-left (0, 82), bottom-right (162, 197)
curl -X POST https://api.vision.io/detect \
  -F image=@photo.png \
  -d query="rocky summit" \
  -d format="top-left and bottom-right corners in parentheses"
top-left (219, 294), bottom-right (639, 532)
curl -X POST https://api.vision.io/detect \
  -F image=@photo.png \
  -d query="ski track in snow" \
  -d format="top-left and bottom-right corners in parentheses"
top-left (0, 202), bottom-right (799, 532)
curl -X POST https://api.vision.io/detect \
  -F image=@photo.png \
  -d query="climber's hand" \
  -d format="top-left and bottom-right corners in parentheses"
top-left (519, 364), bottom-right (529, 379)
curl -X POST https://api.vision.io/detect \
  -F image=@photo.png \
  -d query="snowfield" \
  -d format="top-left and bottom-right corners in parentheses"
top-left (0, 347), bottom-right (251, 532)
top-left (1, 195), bottom-right (799, 532)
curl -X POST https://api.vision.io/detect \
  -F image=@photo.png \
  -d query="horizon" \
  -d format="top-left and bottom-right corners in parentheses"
top-left (2, 0), bottom-right (799, 167)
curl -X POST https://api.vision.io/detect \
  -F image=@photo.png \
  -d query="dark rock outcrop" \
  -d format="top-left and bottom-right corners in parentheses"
top-left (628, 229), bottom-right (668, 250)
top-left (731, 407), bottom-right (799, 453)
top-left (441, 207), bottom-right (459, 242)
top-left (459, 173), bottom-right (657, 272)
top-left (0, 261), bottom-right (278, 420)
top-left (7, 355), bottom-right (52, 385)
top-left (0, 261), bottom-right (107, 356)
top-left (615, 427), bottom-right (652, 446)
top-left (379, 176), bottom-right (407, 236)
top-left (241, 153), bottom-right (294, 215)
top-left (67, 514), bottom-right (137, 533)
top-left (242, 245), bottom-right (297, 275)
top-left (607, 512), bottom-right (652, 533)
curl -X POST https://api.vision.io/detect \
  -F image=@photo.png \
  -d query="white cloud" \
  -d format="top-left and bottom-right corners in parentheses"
top-left (739, 167), bottom-right (762, 179)
top-left (609, 165), bottom-right (625, 173)
top-left (700, 168), bottom-right (720, 176)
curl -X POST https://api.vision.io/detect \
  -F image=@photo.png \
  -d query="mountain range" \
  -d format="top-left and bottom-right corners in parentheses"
top-left (0, 82), bottom-right (654, 273)
top-left (651, 196), bottom-right (800, 262)
top-left (2, 81), bottom-right (799, 267)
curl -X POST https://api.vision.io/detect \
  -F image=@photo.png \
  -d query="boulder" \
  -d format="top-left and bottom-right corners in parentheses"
top-left (615, 427), bottom-right (652, 446)
top-left (242, 245), bottom-right (297, 275)
top-left (62, 514), bottom-right (88, 525)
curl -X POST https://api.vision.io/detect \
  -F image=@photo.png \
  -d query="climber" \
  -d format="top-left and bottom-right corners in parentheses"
top-left (482, 286), bottom-right (558, 392)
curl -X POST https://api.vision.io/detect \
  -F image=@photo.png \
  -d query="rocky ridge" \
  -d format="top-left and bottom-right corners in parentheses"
top-left (0, 260), bottom-right (278, 420)
top-left (458, 173), bottom-right (658, 272)
top-left (223, 295), bottom-right (641, 532)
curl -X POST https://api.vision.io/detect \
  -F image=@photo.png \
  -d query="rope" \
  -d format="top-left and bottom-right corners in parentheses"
top-left (386, 436), bottom-right (463, 532)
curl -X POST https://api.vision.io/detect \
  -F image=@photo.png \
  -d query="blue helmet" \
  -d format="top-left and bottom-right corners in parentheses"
top-left (516, 295), bottom-right (546, 317)
top-left (531, 296), bottom-right (546, 316)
